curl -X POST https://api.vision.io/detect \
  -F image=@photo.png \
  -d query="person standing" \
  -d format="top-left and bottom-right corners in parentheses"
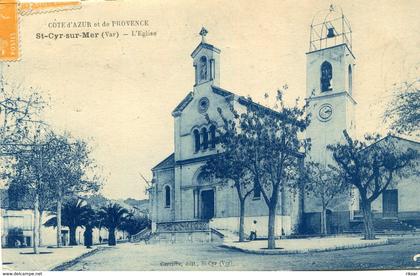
top-left (249, 220), bottom-right (257, 240)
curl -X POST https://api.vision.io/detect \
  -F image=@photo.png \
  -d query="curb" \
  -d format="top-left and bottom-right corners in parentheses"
top-left (220, 238), bottom-right (390, 255)
top-left (50, 247), bottom-right (104, 271)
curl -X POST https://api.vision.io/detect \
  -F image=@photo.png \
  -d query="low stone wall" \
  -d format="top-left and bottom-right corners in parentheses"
top-left (210, 215), bottom-right (292, 237)
top-left (222, 237), bottom-right (390, 255)
top-left (150, 220), bottom-right (224, 244)
top-left (156, 220), bottom-right (209, 232)
top-left (150, 230), bottom-right (223, 244)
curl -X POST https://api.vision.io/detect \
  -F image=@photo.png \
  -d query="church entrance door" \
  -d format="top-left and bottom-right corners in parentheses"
top-left (201, 190), bottom-right (214, 220)
top-left (383, 189), bottom-right (398, 218)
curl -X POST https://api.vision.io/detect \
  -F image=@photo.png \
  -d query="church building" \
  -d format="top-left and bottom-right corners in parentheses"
top-left (149, 7), bottom-right (420, 242)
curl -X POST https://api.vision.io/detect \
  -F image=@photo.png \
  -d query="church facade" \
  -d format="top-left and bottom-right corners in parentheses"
top-left (149, 28), bottom-right (300, 239)
top-left (149, 9), bottom-right (420, 241)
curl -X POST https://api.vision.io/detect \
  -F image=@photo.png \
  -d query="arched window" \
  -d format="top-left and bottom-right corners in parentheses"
top-left (197, 171), bottom-right (210, 185)
top-left (164, 186), bottom-right (171, 208)
top-left (201, 127), bottom-right (208, 150)
top-left (193, 129), bottom-right (200, 152)
top-left (209, 125), bottom-right (216, 149)
top-left (348, 65), bottom-right (352, 94)
top-left (320, 61), bottom-right (333, 92)
top-left (199, 56), bottom-right (207, 81)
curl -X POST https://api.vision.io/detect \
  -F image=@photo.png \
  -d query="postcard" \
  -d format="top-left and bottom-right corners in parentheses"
top-left (1, 0), bottom-right (419, 273)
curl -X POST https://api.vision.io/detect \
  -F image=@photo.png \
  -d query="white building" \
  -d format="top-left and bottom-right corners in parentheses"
top-left (1, 190), bottom-right (126, 248)
top-left (149, 7), bottom-right (420, 242)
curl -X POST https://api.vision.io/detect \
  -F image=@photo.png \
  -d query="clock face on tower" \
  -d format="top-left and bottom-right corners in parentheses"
top-left (318, 103), bottom-right (333, 122)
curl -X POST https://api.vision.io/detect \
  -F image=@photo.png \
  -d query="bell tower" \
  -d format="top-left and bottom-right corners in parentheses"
top-left (191, 27), bottom-right (221, 91)
top-left (306, 6), bottom-right (357, 165)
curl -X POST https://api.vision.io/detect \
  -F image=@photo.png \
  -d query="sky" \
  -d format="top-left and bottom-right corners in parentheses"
top-left (2, 0), bottom-right (419, 200)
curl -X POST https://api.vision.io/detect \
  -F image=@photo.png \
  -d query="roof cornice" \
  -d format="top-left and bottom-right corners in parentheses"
top-left (191, 42), bottom-right (221, 58)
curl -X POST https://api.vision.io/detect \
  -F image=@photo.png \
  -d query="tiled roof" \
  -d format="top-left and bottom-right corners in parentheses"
top-left (362, 135), bottom-right (420, 152)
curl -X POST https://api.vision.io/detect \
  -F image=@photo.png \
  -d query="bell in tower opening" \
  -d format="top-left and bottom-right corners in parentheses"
top-left (309, 5), bottom-right (352, 51)
top-left (305, 5), bottom-right (357, 169)
top-left (307, 5), bottom-right (355, 97)
top-left (327, 27), bottom-right (335, 38)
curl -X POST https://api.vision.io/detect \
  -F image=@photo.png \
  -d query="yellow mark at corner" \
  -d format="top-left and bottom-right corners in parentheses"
top-left (19, 1), bottom-right (80, 14)
top-left (0, 0), bottom-right (19, 61)
top-left (0, 1), bottom-right (81, 61)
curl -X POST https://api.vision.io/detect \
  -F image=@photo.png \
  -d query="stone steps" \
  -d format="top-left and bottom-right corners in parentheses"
top-left (349, 219), bottom-right (415, 233)
top-left (130, 228), bottom-right (151, 243)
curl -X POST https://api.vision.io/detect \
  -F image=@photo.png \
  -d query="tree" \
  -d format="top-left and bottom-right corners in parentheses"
top-left (6, 131), bottom-right (100, 250)
top-left (7, 177), bottom-right (54, 247)
top-left (98, 203), bottom-right (129, 246)
top-left (215, 88), bottom-right (309, 249)
top-left (302, 162), bottom-right (345, 235)
top-left (384, 79), bottom-right (419, 136)
top-left (0, 80), bottom-right (47, 254)
top-left (201, 108), bottom-right (254, 242)
top-left (0, 80), bottom-right (46, 144)
top-left (328, 131), bottom-right (418, 239)
top-left (81, 205), bottom-right (97, 248)
top-left (245, 92), bottom-right (309, 249)
top-left (41, 133), bottom-right (101, 248)
top-left (119, 210), bottom-right (150, 238)
top-left (85, 194), bottom-right (110, 239)
top-left (8, 133), bottom-right (54, 254)
top-left (44, 198), bottom-right (93, 245)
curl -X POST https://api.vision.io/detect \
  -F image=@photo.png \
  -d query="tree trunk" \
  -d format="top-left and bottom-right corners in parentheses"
top-left (321, 207), bottom-right (327, 235)
top-left (84, 226), bottom-right (93, 248)
top-left (109, 227), bottom-right (116, 246)
top-left (33, 194), bottom-right (40, 254)
top-left (56, 194), bottom-right (62, 248)
top-left (238, 198), bottom-right (245, 242)
top-left (267, 205), bottom-right (277, 249)
top-left (38, 210), bottom-right (43, 247)
top-left (361, 201), bottom-right (375, 240)
top-left (69, 227), bottom-right (77, 246)
top-left (99, 226), bottom-right (102, 244)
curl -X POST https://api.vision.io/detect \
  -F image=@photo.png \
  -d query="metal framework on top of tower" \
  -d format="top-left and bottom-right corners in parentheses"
top-left (309, 5), bottom-right (352, 52)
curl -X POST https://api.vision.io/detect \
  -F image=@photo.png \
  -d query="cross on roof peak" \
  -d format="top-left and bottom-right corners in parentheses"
top-left (199, 27), bottom-right (208, 43)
